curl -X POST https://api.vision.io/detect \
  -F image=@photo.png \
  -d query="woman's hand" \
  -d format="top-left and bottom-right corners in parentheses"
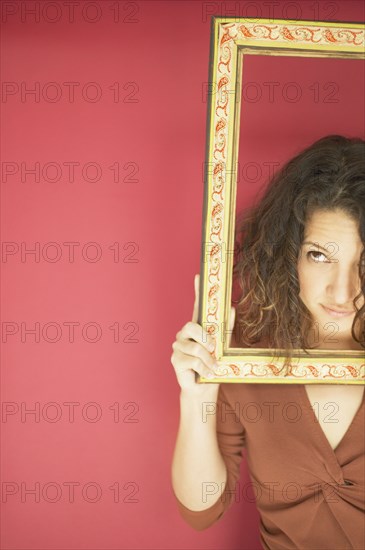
top-left (171, 274), bottom-right (236, 394)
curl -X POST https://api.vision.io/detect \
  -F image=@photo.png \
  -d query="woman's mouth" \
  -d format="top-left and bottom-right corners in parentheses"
top-left (321, 305), bottom-right (355, 318)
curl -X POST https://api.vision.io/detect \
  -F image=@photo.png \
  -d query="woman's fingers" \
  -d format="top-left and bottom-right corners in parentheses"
top-left (177, 320), bottom-right (215, 353)
top-left (172, 339), bottom-right (217, 376)
top-left (171, 347), bottom-right (217, 380)
top-left (170, 275), bottom-right (237, 391)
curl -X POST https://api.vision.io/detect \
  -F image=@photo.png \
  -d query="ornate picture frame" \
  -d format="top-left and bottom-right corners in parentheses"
top-left (198, 16), bottom-right (365, 385)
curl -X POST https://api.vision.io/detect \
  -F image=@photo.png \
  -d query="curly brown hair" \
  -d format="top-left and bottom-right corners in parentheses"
top-left (233, 134), bottom-right (365, 373)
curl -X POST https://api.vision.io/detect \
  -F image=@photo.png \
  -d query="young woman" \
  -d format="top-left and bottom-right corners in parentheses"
top-left (170, 135), bottom-right (365, 549)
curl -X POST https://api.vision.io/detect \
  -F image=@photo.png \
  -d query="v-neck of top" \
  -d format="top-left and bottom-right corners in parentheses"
top-left (299, 383), bottom-right (365, 459)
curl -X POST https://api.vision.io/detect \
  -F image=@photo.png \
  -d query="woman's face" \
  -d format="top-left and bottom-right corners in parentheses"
top-left (297, 208), bottom-right (364, 350)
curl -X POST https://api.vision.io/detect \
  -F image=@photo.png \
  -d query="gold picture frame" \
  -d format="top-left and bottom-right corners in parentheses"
top-left (197, 16), bottom-right (365, 385)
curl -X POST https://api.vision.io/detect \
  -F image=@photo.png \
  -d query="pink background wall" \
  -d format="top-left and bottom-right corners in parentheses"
top-left (236, 56), bottom-right (365, 214)
top-left (1, 1), bottom-right (364, 549)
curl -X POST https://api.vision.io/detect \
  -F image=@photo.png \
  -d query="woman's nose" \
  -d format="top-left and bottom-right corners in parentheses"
top-left (326, 266), bottom-right (361, 306)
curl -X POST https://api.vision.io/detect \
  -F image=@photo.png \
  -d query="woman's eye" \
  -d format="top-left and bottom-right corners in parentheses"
top-left (307, 250), bottom-right (328, 263)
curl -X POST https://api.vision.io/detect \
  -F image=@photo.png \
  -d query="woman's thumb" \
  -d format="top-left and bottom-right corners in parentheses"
top-left (194, 274), bottom-right (199, 294)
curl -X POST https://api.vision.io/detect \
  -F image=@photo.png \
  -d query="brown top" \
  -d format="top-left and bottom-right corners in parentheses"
top-left (173, 382), bottom-right (365, 550)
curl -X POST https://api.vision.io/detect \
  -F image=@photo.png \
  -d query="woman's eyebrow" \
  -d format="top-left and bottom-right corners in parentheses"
top-left (302, 240), bottom-right (329, 252)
